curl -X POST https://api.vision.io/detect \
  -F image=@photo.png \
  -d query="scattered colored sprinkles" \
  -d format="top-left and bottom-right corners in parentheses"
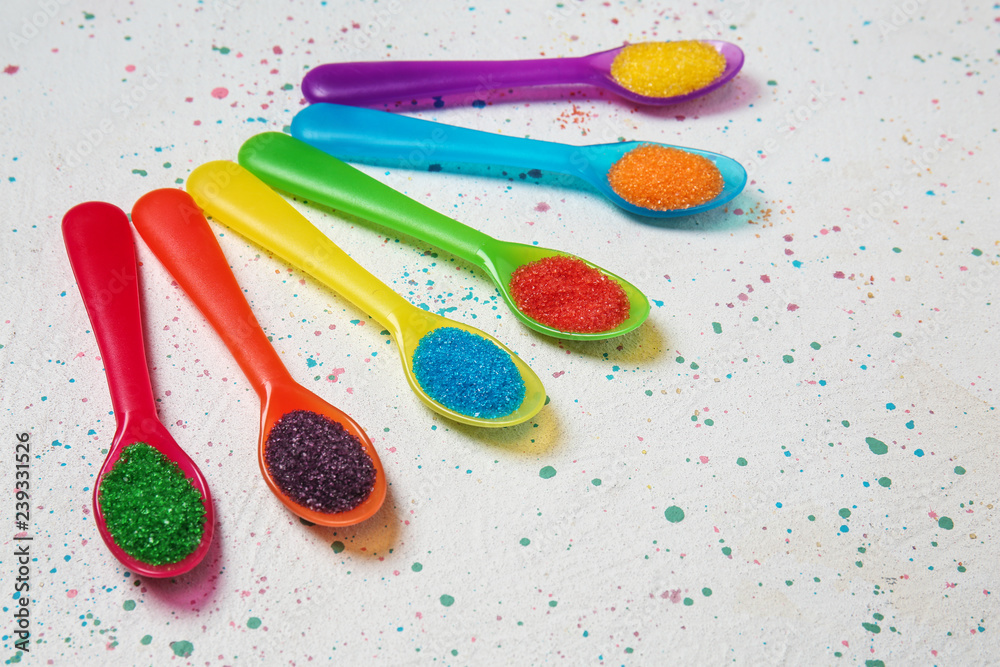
top-left (607, 144), bottom-right (724, 211)
top-left (610, 40), bottom-right (726, 98)
top-left (264, 410), bottom-right (376, 513)
top-left (412, 327), bottom-right (525, 418)
top-left (98, 442), bottom-right (205, 565)
top-left (509, 255), bottom-right (630, 333)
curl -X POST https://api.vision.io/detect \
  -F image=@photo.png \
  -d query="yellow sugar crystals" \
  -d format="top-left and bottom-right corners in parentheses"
top-left (610, 41), bottom-right (726, 98)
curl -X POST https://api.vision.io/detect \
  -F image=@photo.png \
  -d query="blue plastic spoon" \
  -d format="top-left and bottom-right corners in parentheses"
top-left (292, 103), bottom-right (746, 218)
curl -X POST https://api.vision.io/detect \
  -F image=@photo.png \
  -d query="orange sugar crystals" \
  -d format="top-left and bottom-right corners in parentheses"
top-left (610, 41), bottom-right (726, 98)
top-left (607, 144), bottom-right (724, 211)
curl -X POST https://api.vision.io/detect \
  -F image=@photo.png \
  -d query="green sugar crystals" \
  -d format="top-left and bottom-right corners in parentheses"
top-left (99, 443), bottom-right (206, 565)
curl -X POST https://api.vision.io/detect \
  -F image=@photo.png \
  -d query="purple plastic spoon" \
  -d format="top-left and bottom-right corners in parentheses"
top-left (303, 41), bottom-right (744, 107)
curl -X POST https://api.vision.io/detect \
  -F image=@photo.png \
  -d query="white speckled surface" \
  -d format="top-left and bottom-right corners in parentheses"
top-left (1, 0), bottom-right (997, 664)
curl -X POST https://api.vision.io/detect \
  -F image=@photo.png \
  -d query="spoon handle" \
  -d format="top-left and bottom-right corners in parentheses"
top-left (131, 189), bottom-right (295, 396)
top-left (185, 161), bottom-right (415, 329)
top-left (303, 57), bottom-right (592, 106)
top-left (62, 202), bottom-right (158, 419)
top-left (293, 102), bottom-right (574, 177)
top-left (239, 131), bottom-right (495, 265)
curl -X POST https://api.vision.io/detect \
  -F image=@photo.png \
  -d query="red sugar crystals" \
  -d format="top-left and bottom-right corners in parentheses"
top-left (509, 255), bottom-right (630, 333)
top-left (607, 144), bottom-right (724, 211)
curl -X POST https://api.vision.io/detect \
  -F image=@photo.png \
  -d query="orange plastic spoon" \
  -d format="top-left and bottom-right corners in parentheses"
top-left (131, 189), bottom-right (386, 527)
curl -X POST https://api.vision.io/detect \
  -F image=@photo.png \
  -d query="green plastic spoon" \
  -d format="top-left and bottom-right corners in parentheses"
top-left (238, 132), bottom-right (649, 341)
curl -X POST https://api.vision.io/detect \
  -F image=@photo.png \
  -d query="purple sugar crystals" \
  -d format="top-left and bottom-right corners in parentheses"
top-left (263, 410), bottom-right (376, 513)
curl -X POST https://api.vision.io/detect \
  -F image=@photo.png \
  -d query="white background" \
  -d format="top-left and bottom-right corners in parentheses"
top-left (1, 0), bottom-right (997, 664)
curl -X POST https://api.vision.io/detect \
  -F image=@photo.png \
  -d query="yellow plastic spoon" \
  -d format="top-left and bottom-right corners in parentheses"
top-left (186, 161), bottom-right (546, 428)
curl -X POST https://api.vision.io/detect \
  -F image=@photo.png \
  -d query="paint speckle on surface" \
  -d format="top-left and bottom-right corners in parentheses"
top-left (664, 506), bottom-right (685, 523)
top-left (866, 437), bottom-right (889, 455)
top-left (440, 594), bottom-right (455, 607)
top-left (736, 457), bottom-right (748, 466)
top-left (539, 465), bottom-right (557, 479)
top-left (170, 640), bottom-right (194, 657)
top-left (247, 617), bottom-right (262, 629)
top-left (211, 86), bottom-right (229, 99)
top-left (938, 516), bottom-right (954, 530)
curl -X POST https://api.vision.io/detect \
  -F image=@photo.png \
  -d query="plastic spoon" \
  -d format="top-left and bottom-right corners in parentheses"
top-left (302, 41), bottom-right (744, 107)
top-left (131, 189), bottom-right (386, 526)
top-left (239, 132), bottom-right (649, 340)
top-left (185, 161), bottom-right (546, 428)
top-left (291, 103), bottom-right (746, 218)
top-left (62, 201), bottom-right (214, 577)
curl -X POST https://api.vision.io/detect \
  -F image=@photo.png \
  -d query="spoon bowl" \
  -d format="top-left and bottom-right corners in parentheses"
top-left (184, 160), bottom-right (547, 427)
top-left (291, 104), bottom-right (746, 218)
top-left (583, 40), bottom-right (744, 105)
top-left (476, 238), bottom-right (650, 340)
top-left (257, 377), bottom-right (386, 524)
top-left (302, 40), bottom-right (744, 107)
top-left (239, 131), bottom-right (651, 339)
top-left (389, 309), bottom-right (546, 427)
top-left (96, 414), bottom-right (214, 577)
top-left (63, 201), bottom-right (214, 577)
top-left (132, 189), bottom-right (386, 526)
top-left (573, 141), bottom-right (748, 218)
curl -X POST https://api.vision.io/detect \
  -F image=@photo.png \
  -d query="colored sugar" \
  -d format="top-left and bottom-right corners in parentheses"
top-left (509, 255), bottom-right (630, 333)
top-left (264, 410), bottom-right (376, 513)
top-left (610, 41), bottom-right (726, 98)
top-left (412, 327), bottom-right (525, 418)
top-left (607, 144), bottom-right (724, 211)
top-left (98, 443), bottom-right (205, 565)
